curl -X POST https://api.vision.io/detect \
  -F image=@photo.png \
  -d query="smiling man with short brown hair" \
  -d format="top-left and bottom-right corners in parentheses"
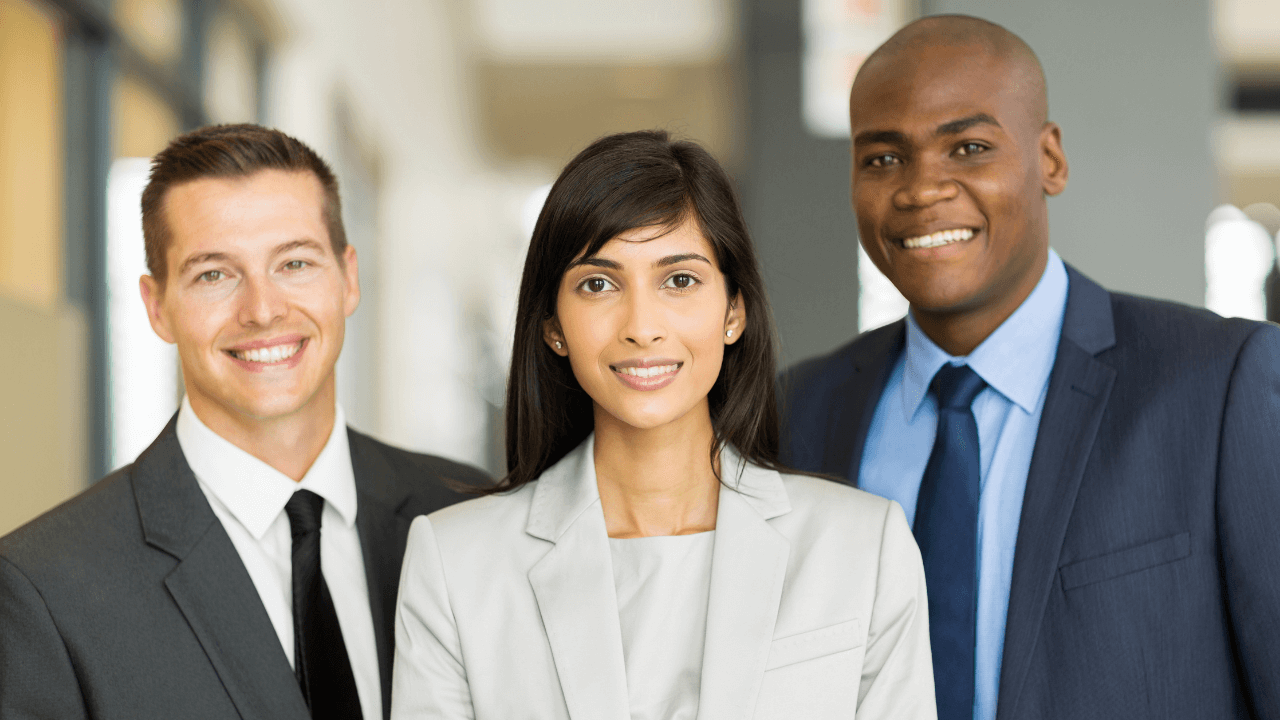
top-left (781, 15), bottom-right (1280, 720)
top-left (0, 124), bottom-right (488, 720)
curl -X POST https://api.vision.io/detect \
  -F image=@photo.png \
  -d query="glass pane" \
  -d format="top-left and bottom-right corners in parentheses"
top-left (115, 0), bottom-right (184, 69)
top-left (205, 11), bottom-right (260, 123)
top-left (0, 0), bottom-right (62, 308)
top-left (108, 76), bottom-right (181, 469)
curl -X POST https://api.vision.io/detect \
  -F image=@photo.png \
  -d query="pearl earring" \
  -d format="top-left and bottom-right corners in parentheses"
top-left (726, 329), bottom-right (733, 338)
top-left (555, 341), bottom-right (563, 349)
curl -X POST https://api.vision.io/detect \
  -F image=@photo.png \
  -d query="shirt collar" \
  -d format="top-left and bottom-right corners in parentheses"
top-left (900, 249), bottom-right (1070, 420)
top-left (176, 396), bottom-right (358, 538)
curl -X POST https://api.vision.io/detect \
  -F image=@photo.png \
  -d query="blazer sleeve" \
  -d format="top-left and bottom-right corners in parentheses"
top-left (390, 517), bottom-right (476, 720)
top-left (0, 556), bottom-right (89, 720)
top-left (1217, 324), bottom-right (1280, 719)
top-left (856, 500), bottom-right (937, 720)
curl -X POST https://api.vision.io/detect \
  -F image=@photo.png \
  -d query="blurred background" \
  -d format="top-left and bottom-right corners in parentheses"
top-left (2, 0), bottom-right (1278, 534)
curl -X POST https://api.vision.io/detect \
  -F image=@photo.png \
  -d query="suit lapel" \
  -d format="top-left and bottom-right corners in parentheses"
top-left (697, 453), bottom-right (791, 720)
top-left (995, 267), bottom-right (1117, 720)
top-left (822, 321), bottom-right (905, 484)
top-left (134, 419), bottom-right (309, 720)
top-left (526, 438), bottom-right (630, 720)
top-left (349, 430), bottom-right (412, 719)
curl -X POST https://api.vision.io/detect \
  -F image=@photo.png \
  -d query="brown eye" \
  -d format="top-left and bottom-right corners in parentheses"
top-left (662, 273), bottom-right (699, 291)
top-left (579, 276), bottom-right (616, 294)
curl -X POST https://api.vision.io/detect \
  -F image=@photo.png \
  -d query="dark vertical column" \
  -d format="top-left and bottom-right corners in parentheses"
top-left (739, 0), bottom-right (860, 368)
top-left (62, 25), bottom-right (113, 481)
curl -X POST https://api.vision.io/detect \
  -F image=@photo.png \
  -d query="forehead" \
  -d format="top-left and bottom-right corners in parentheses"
top-left (850, 44), bottom-right (1020, 134)
top-left (164, 169), bottom-right (329, 258)
top-left (588, 219), bottom-right (718, 266)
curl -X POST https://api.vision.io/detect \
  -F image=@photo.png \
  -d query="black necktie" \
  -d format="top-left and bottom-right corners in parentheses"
top-left (913, 364), bottom-right (986, 720)
top-left (284, 490), bottom-right (364, 720)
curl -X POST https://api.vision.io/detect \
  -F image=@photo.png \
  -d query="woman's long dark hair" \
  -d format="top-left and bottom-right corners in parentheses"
top-left (492, 130), bottom-right (784, 493)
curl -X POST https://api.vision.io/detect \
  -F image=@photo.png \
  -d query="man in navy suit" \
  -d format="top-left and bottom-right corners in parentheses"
top-left (780, 15), bottom-right (1280, 720)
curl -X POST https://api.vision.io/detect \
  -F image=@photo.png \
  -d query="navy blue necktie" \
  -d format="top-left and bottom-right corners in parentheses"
top-left (913, 364), bottom-right (986, 720)
top-left (285, 490), bottom-right (364, 720)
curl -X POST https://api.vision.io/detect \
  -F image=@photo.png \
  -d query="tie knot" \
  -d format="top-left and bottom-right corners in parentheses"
top-left (932, 363), bottom-right (987, 410)
top-left (285, 489), bottom-right (325, 537)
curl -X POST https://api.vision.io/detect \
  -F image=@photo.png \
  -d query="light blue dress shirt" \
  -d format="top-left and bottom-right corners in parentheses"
top-left (859, 249), bottom-right (1069, 720)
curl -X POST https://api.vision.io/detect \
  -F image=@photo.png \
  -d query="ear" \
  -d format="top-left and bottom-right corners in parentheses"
top-left (1040, 122), bottom-right (1069, 196)
top-left (543, 316), bottom-right (569, 356)
top-left (139, 274), bottom-right (176, 344)
top-left (724, 292), bottom-right (746, 345)
top-left (341, 244), bottom-right (361, 317)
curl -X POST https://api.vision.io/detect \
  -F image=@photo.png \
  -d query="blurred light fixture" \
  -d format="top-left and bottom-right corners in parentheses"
top-left (802, 0), bottom-right (911, 139)
top-left (858, 242), bottom-right (908, 332)
top-left (1205, 204), bottom-right (1276, 320)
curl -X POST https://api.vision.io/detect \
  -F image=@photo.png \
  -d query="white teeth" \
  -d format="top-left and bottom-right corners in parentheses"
top-left (902, 228), bottom-right (974, 249)
top-left (616, 364), bottom-right (680, 378)
top-left (231, 341), bottom-right (302, 364)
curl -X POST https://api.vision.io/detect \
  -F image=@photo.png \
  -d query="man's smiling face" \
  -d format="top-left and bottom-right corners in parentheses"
top-left (141, 169), bottom-right (359, 425)
top-left (849, 41), bottom-right (1067, 325)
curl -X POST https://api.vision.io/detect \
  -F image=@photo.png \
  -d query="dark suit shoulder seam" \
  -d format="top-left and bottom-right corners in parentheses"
top-left (0, 554), bottom-right (78, 661)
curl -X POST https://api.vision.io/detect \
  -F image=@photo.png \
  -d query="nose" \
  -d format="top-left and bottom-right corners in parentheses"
top-left (619, 287), bottom-right (666, 347)
top-left (237, 273), bottom-right (288, 327)
top-left (893, 157), bottom-right (960, 210)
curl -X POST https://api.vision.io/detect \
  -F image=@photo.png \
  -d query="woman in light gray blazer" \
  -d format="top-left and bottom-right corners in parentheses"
top-left (390, 130), bottom-right (935, 720)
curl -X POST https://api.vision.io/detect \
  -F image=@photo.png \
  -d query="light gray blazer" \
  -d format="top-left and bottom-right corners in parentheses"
top-left (390, 437), bottom-right (935, 720)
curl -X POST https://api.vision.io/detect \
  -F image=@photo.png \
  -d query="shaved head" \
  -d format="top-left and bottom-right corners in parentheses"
top-left (858, 15), bottom-right (1049, 128)
top-left (846, 14), bottom-right (1069, 356)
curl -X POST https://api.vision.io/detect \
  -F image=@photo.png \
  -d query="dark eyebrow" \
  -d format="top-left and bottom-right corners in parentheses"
top-left (568, 257), bottom-right (622, 270)
top-left (935, 113), bottom-right (1001, 136)
top-left (656, 253), bottom-right (712, 268)
top-left (853, 129), bottom-right (909, 148)
top-left (178, 252), bottom-right (232, 276)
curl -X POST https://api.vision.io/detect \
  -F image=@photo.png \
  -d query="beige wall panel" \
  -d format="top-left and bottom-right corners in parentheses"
top-left (0, 0), bottom-right (63, 308)
top-left (113, 75), bottom-right (181, 159)
top-left (476, 61), bottom-right (738, 169)
top-left (0, 295), bottom-right (88, 536)
top-left (1228, 172), bottom-right (1280, 210)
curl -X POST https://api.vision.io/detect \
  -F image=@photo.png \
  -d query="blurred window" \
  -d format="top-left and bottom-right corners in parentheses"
top-left (0, 0), bottom-right (62, 309)
top-left (107, 75), bottom-right (182, 469)
top-left (114, 0), bottom-right (185, 69)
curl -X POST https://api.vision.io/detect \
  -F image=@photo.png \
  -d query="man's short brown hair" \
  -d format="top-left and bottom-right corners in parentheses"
top-left (141, 123), bottom-right (346, 284)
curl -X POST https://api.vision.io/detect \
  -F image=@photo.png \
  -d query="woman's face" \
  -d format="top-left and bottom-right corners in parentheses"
top-left (546, 218), bottom-right (745, 432)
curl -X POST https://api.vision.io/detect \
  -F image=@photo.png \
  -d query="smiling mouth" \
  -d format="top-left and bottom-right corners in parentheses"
top-left (899, 228), bottom-right (975, 249)
top-left (612, 363), bottom-right (682, 378)
top-left (226, 339), bottom-right (306, 364)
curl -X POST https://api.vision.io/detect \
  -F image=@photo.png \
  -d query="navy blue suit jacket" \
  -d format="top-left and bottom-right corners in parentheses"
top-left (779, 265), bottom-right (1280, 719)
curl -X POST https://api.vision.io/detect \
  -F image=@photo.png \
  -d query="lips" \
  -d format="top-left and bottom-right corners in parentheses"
top-left (225, 337), bottom-right (307, 366)
top-left (898, 227), bottom-right (976, 249)
top-left (610, 359), bottom-right (683, 391)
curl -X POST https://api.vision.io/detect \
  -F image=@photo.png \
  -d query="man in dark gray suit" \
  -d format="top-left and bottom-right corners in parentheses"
top-left (780, 15), bottom-right (1280, 720)
top-left (0, 124), bottom-right (489, 720)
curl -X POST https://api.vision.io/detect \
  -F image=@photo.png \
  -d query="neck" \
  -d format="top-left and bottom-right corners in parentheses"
top-left (912, 248), bottom-right (1049, 356)
top-left (186, 377), bottom-right (337, 482)
top-left (593, 400), bottom-right (720, 538)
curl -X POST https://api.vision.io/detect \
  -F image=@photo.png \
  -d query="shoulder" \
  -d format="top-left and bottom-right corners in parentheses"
top-left (413, 481), bottom-right (538, 551)
top-left (0, 467), bottom-right (141, 582)
top-left (779, 321), bottom-right (904, 407)
top-left (778, 471), bottom-right (896, 525)
top-left (347, 429), bottom-right (494, 514)
top-left (1104, 292), bottom-right (1277, 372)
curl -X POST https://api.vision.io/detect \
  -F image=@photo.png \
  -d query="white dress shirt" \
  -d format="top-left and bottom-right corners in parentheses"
top-left (176, 396), bottom-right (382, 720)
top-left (609, 531), bottom-right (715, 720)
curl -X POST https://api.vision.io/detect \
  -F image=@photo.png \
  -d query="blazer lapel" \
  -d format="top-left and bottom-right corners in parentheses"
top-left (822, 321), bottom-right (905, 484)
top-left (526, 438), bottom-right (631, 720)
top-left (995, 267), bottom-right (1117, 720)
top-left (697, 450), bottom-right (791, 720)
top-left (349, 430), bottom-right (413, 719)
top-left (133, 419), bottom-right (310, 720)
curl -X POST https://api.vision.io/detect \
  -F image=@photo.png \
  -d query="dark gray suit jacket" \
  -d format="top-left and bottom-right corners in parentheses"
top-left (779, 266), bottom-right (1280, 719)
top-left (0, 418), bottom-right (490, 720)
